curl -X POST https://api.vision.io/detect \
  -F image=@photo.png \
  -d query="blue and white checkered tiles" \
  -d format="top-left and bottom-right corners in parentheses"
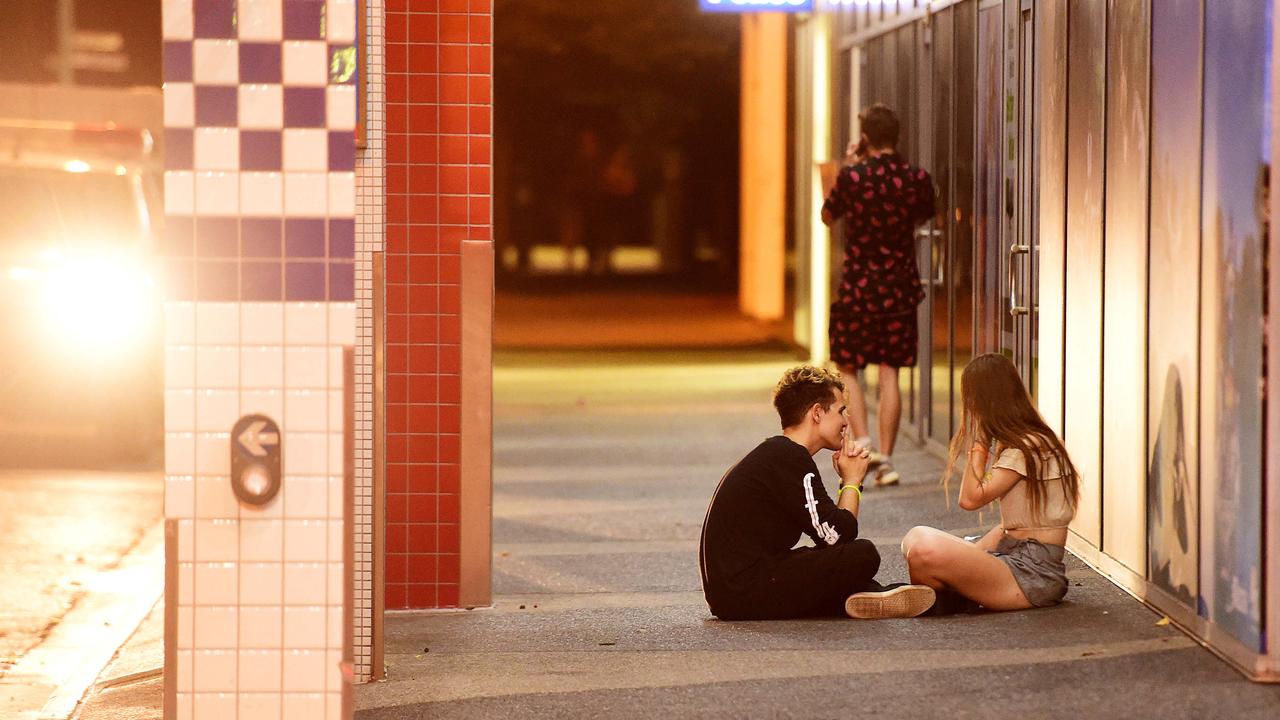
top-left (163, 0), bottom-right (358, 302)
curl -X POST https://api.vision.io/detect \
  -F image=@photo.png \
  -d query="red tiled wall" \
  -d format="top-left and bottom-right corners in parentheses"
top-left (384, 0), bottom-right (492, 609)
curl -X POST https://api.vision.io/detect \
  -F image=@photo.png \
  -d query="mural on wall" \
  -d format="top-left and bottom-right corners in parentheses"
top-left (1200, 0), bottom-right (1271, 650)
top-left (1146, 0), bottom-right (1201, 610)
top-left (1148, 365), bottom-right (1196, 604)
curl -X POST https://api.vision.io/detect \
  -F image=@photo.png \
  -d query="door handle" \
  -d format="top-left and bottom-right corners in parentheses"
top-left (926, 228), bottom-right (944, 288)
top-left (916, 227), bottom-right (943, 287)
top-left (1008, 242), bottom-right (1029, 316)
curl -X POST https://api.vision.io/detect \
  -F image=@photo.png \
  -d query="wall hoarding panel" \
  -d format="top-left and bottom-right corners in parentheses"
top-left (1270, 0), bottom-right (1280, 674)
top-left (1101, 0), bottom-right (1151, 576)
top-left (1147, 0), bottom-right (1202, 612)
top-left (1200, 0), bottom-right (1271, 652)
top-left (952, 0), bottom-right (976, 438)
top-left (1064, 0), bottom-right (1107, 547)
top-left (1035, 0), bottom-right (1067, 438)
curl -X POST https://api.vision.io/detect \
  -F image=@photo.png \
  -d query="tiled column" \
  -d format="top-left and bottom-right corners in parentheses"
top-left (383, 1), bottom-right (493, 610)
top-left (161, 1), bottom-right (358, 717)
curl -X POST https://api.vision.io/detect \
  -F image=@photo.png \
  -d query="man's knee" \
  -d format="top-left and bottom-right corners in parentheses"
top-left (845, 538), bottom-right (881, 577)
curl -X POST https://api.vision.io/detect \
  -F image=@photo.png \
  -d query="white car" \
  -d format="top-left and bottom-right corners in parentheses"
top-left (0, 121), bottom-right (163, 461)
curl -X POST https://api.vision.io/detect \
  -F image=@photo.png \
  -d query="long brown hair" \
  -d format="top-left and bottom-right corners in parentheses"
top-left (944, 353), bottom-right (1081, 522)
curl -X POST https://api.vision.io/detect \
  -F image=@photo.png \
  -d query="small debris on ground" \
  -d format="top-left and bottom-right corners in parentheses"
top-left (1155, 616), bottom-right (1171, 627)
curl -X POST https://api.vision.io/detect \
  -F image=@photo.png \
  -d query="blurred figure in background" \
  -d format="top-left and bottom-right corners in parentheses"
top-left (561, 128), bottom-right (605, 274)
top-left (821, 104), bottom-right (935, 488)
top-left (597, 141), bottom-right (640, 274)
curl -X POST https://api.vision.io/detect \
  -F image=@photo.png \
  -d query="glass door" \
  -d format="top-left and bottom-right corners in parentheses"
top-left (911, 16), bottom-right (934, 442)
top-left (975, 3), bottom-right (1002, 358)
top-left (999, 0), bottom-right (1038, 387)
top-left (927, 6), bottom-right (954, 447)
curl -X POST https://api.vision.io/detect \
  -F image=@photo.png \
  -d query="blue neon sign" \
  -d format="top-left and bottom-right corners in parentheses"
top-left (699, 0), bottom-right (815, 12)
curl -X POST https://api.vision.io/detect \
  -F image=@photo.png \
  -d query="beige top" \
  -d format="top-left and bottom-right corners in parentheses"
top-left (992, 446), bottom-right (1075, 530)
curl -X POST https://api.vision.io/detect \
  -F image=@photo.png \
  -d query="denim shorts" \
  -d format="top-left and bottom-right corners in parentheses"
top-left (991, 535), bottom-right (1069, 607)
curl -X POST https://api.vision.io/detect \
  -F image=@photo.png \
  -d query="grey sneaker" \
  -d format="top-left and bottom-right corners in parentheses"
top-left (844, 585), bottom-right (937, 619)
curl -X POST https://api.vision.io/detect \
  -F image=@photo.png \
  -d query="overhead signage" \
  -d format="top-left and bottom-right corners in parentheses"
top-left (699, 0), bottom-right (815, 13)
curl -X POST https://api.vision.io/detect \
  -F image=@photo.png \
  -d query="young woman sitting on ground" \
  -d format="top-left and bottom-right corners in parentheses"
top-left (901, 353), bottom-right (1081, 612)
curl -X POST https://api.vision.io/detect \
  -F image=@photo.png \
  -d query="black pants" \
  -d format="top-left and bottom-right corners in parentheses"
top-left (710, 539), bottom-right (882, 620)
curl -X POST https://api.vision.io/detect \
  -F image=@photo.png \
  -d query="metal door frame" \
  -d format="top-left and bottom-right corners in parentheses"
top-left (1000, 0), bottom-right (1038, 384)
top-left (914, 12), bottom-right (936, 445)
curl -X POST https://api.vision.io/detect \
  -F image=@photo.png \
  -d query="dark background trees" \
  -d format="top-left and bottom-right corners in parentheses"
top-left (495, 0), bottom-right (742, 281)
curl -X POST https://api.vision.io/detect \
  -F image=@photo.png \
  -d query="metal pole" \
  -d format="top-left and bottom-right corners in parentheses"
top-left (57, 0), bottom-right (74, 85)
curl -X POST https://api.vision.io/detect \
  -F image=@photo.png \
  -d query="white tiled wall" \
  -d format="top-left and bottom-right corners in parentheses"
top-left (165, 302), bottom-right (353, 719)
top-left (353, 0), bottom-right (384, 684)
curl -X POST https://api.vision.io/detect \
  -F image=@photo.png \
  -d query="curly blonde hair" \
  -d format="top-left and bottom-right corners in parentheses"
top-left (773, 365), bottom-right (845, 428)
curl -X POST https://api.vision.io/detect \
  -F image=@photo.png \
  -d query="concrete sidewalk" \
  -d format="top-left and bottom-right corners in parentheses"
top-left (356, 350), bottom-right (1280, 719)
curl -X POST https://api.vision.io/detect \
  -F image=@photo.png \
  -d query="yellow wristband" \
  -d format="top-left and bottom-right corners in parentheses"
top-left (839, 484), bottom-right (862, 498)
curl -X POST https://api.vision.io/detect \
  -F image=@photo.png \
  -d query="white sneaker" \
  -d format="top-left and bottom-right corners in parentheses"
top-left (874, 462), bottom-right (900, 487)
top-left (845, 585), bottom-right (936, 619)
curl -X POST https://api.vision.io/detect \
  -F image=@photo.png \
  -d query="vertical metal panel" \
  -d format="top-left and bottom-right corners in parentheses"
top-left (1264, 0), bottom-right (1274, 671)
top-left (883, 29), bottom-right (900, 115)
top-left (1268, 0), bottom-right (1280, 673)
top-left (1200, 0), bottom-right (1270, 651)
top-left (1147, 0), bottom-right (1201, 613)
top-left (1036, 0), bottom-right (1067, 438)
top-left (999, 0), bottom-right (1020, 369)
top-left (896, 22), bottom-right (920, 417)
top-left (896, 23), bottom-right (918, 163)
top-left (930, 7), bottom-right (954, 446)
top-left (913, 25), bottom-right (933, 439)
top-left (459, 240), bottom-right (494, 607)
top-left (952, 0), bottom-right (977, 436)
top-left (1063, 0), bottom-right (1106, 547)
top-left (976, 5), bottom-right (1004, 358)
top-left (1101, 0), bottom-right (1150, 575)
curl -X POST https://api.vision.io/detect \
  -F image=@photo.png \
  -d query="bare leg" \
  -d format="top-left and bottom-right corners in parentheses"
top-left (839, 365), bottom-right (870, 441)
top-left (878, 364), bottom-right (901, 456)
top-left (901, 526), bottom-right (1032, 611)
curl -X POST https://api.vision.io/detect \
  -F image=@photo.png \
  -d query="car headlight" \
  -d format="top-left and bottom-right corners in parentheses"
top-left (39, 251), bottom-right (157, 351)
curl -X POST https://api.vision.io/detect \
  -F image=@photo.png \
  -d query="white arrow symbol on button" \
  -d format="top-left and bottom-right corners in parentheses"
top-left (238, 420), bottom-right (280, 457)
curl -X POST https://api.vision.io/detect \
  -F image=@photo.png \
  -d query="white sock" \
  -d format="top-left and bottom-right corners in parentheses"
top-left (853, 436), bottom-right (872, 449)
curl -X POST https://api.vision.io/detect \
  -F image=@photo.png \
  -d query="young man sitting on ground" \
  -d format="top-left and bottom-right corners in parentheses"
top-left (699, 365), bottom-right (936, 620)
